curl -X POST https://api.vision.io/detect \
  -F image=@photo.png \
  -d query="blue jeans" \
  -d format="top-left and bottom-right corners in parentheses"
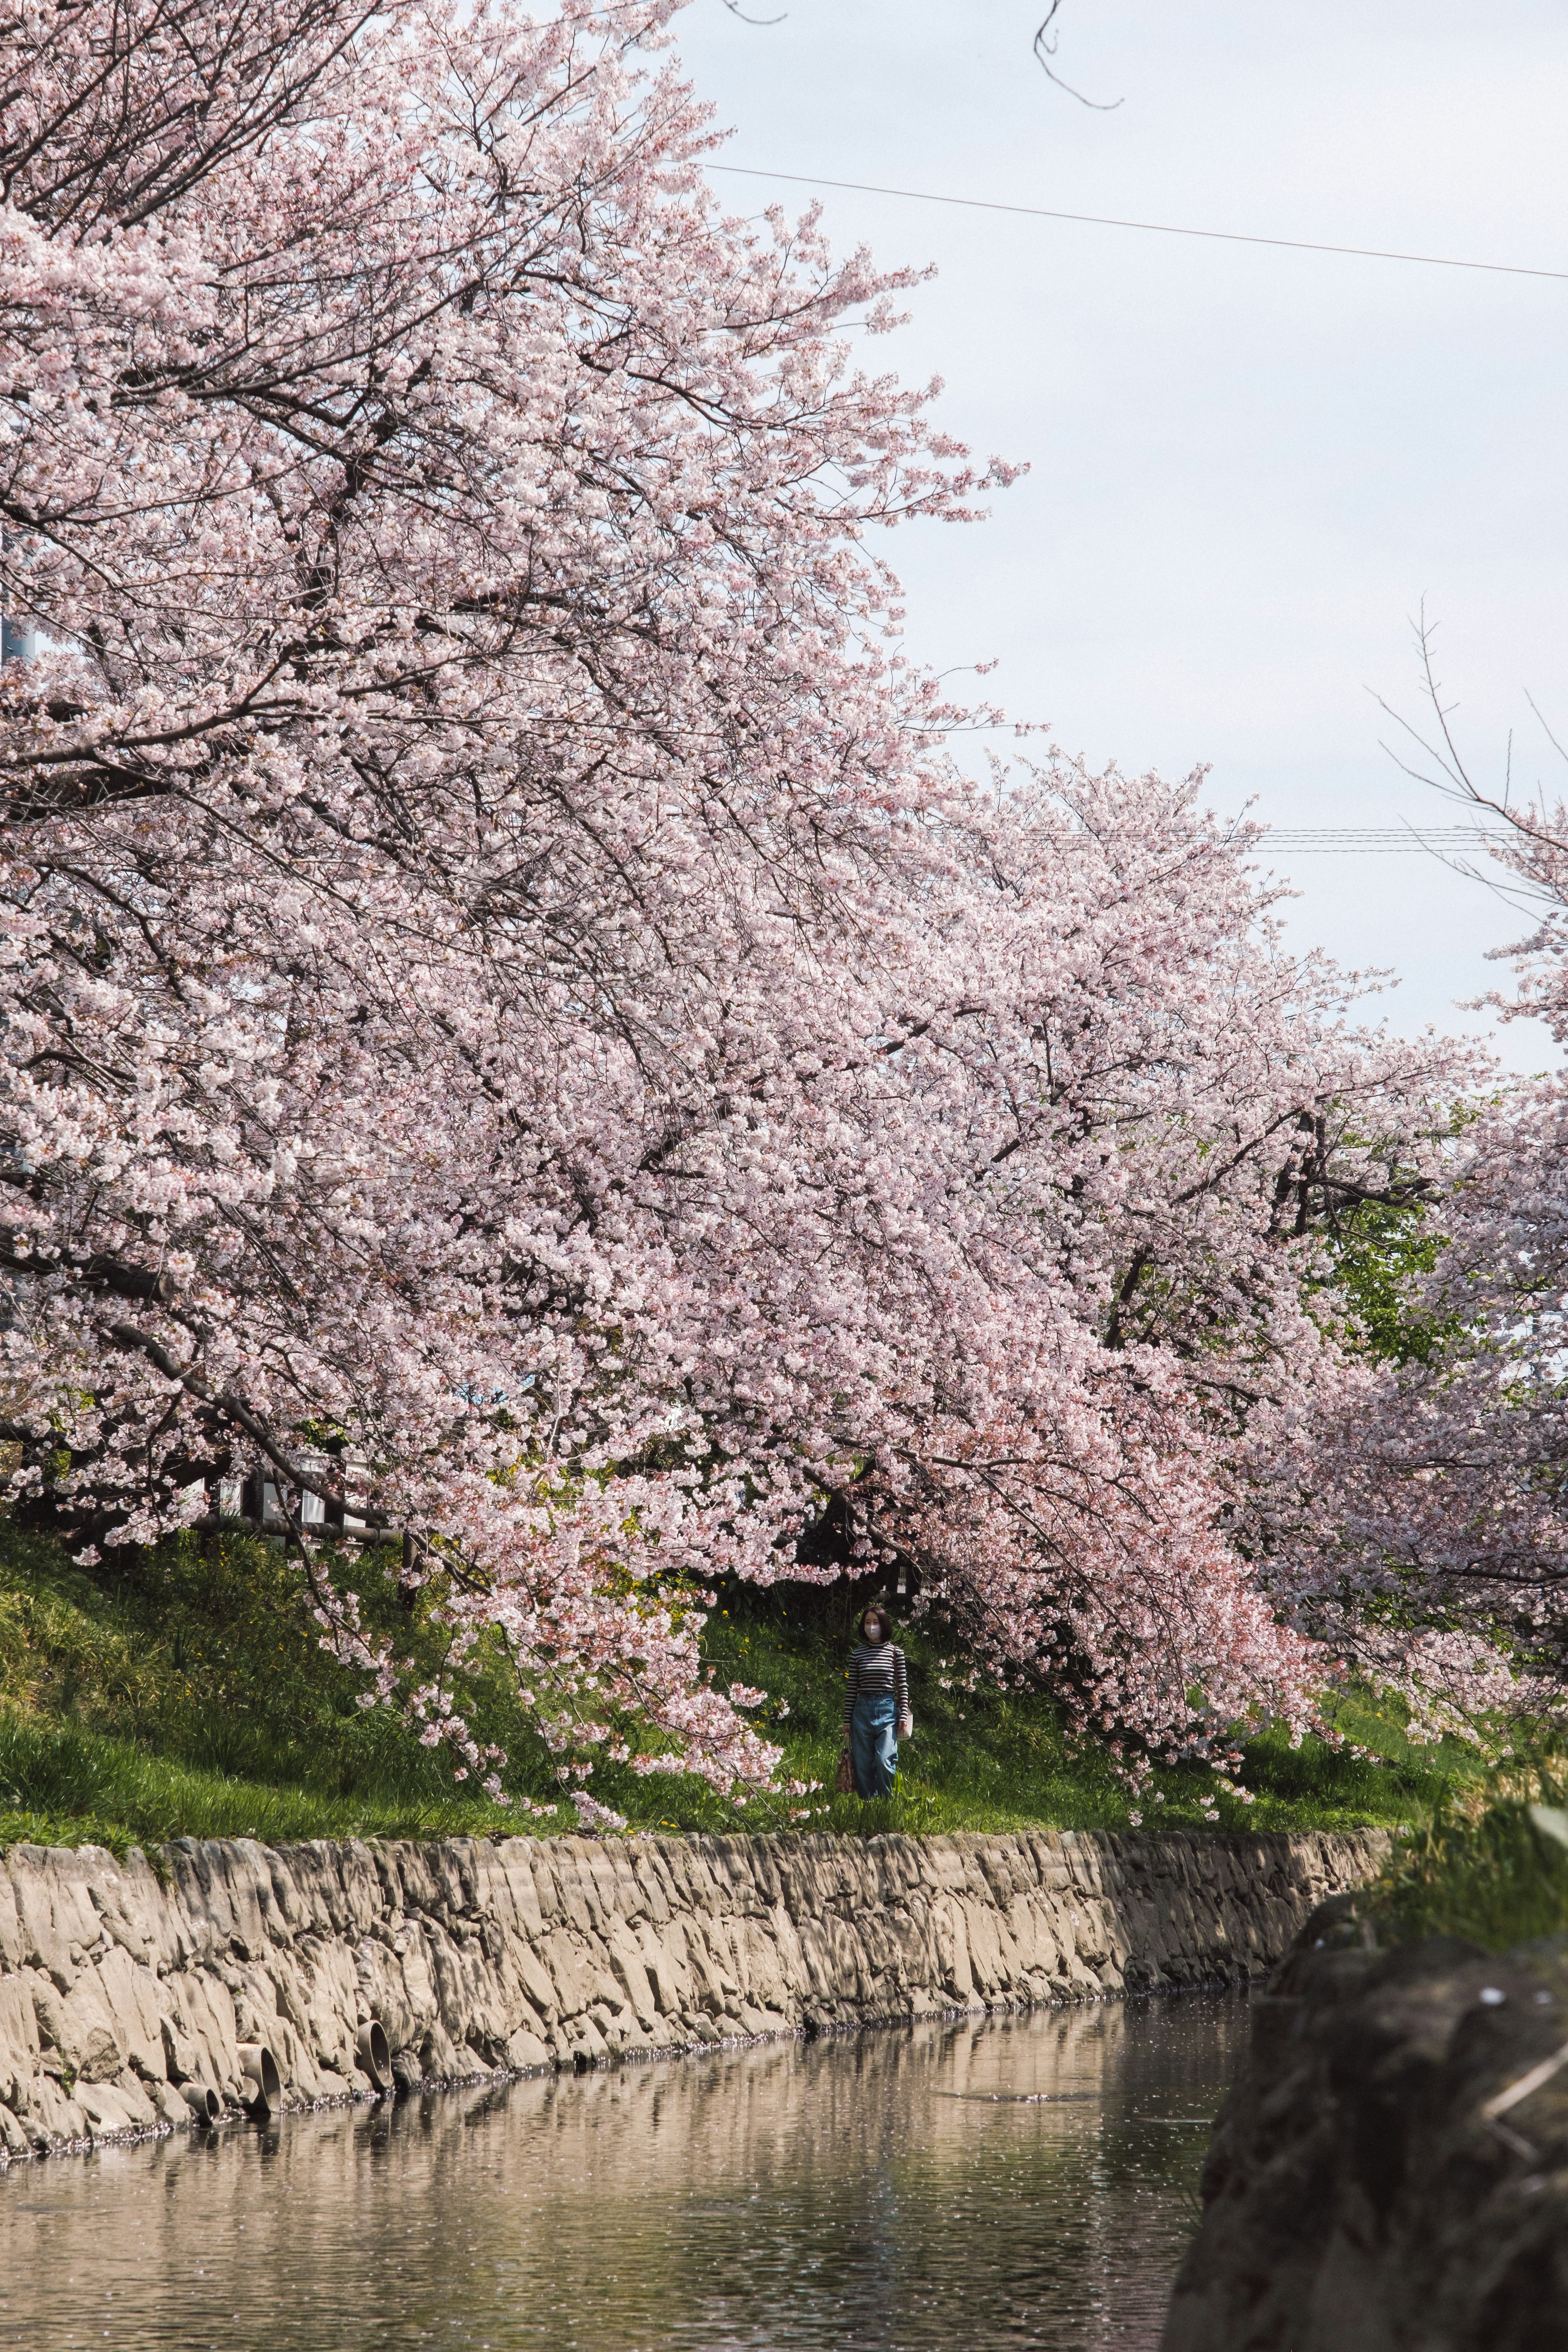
top-left (850, 1693), bottom-right (899, 1798)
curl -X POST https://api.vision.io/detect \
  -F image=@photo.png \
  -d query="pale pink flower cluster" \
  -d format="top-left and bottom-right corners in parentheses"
top-left (1257, 940), bottom-right (1568, 1731)
top-left (0, 0), bottom-right (1529, 1811)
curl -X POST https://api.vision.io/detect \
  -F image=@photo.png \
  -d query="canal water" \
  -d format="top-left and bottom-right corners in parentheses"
top-left (0, 1992), bottom-right (1245, 2351)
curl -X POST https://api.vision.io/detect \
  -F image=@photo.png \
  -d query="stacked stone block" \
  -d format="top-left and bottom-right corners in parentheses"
top-left (0, 1825), bottom-right (1386, 2159)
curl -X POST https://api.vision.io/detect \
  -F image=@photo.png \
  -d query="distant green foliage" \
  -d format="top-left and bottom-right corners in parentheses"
top-left (0, 1521), bottom-right (1486, 1852)
top-left (1320, 1192), bottom-right (1451, 1365)
top-left (1371, 1771), bottom-right (1568, 1951)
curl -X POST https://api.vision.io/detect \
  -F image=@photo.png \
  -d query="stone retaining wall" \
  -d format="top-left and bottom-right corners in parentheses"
top-left (0, 1824), bottom-right (1387, 2159)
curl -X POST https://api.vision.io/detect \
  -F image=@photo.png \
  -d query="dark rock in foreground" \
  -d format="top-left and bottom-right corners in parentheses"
top-left (1161, 1897), bottom-right (1568, 2352)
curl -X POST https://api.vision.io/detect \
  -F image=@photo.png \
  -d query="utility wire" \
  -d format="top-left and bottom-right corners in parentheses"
top-left (1263, 828), bottom-right (1511, 853)
top-left (709, 165), bottom-right (1568, 284)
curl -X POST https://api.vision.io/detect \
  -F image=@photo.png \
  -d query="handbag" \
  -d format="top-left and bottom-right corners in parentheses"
top-left (835, 1745), bottom-right (855, 1796)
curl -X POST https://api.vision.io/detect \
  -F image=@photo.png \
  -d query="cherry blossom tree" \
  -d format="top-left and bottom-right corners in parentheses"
top-left (1261, 643), bottom-right (1568, 1738)
top-left (0, 0), bottom-right (1486, 1809)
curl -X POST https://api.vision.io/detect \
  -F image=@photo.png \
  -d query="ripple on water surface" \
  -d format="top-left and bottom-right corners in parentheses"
top-left (0, 1989), bottom-right (1247, 2351)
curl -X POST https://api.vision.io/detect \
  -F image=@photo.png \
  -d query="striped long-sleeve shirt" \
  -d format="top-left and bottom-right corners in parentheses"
top-left (844, 1641), bottom-right (909, 1731)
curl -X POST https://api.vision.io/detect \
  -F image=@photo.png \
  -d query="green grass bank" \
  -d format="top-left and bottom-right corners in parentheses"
top-left (0, 1519), bottom-right (1488, 1860)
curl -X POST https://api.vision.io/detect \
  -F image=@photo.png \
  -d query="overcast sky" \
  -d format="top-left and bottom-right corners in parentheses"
top-left (670, 0), bottom-right (1568, 1069)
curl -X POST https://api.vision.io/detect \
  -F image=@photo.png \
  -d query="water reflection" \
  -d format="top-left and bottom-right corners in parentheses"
top-left (0, 1991), bottom-right (1246, 2350)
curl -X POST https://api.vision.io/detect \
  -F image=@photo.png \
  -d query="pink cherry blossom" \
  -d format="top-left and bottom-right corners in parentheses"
top-left (0, 0), bottom-right (1498, 1804)
top-left (1259, 658), bottom-right (1568, 1736)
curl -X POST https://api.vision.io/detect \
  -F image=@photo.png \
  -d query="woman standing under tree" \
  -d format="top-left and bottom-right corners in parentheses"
top-left (842, 1605), bottom-right (913, 1798)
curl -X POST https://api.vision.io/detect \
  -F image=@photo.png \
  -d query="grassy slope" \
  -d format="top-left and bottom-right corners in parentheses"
top-left (0, 1521), bottom-right (1483, 1856)
top-left (696, 1581), bottom-right (1479, 1840)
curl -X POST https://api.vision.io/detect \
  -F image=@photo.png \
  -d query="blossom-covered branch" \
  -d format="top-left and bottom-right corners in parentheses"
top-left (0, 0), bottom-right (1500, 1801)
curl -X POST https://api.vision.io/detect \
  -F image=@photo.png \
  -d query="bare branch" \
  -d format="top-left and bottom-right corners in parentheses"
top-left (1035, 2), bottom-right (1123, 110)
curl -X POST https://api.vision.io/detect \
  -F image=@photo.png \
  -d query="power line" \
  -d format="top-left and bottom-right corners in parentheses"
top-left (709, 165), bottom-right (1568, 285)
top-left (1262, 828), bottom-right (1511, 853)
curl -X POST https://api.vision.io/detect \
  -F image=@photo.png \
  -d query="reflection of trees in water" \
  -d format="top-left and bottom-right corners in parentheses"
top-left (2, 1997), bottom-right (1250, 2350)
